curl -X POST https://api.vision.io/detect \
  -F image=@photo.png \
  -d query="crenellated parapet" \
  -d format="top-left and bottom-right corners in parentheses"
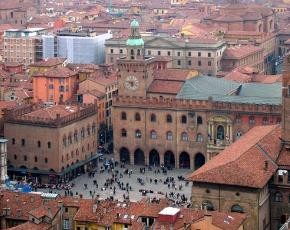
top-left (113, 96), bottom-right (282, 114)
top-left (5, 103), bottom-right (98, 128)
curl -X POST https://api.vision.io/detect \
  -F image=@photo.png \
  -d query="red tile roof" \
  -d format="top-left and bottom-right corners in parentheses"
top-left (33, 66), bottom-right (76, 78)
top-left (223, 45), bottom-right (263, 59)
top-left (7, 221), bottom-right (51, 230)
top-left (154, 69), bottom-right (192, 81)
top-left (187, 125), bottom-right (281, 188)
top-left (0, 191), bottom-right (44, 221)
top-left (29, 58), bottom-right (66, 67)
top-left (22, 105), bottom-right (83, 120)
top-left (148, 80), bottom-right (185, 95)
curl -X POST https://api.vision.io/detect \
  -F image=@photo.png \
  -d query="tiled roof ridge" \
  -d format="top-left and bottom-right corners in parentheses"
top-left (255, 143), bottom-right (277, 166)
top-left (188, 125), bottom-right (278, 178)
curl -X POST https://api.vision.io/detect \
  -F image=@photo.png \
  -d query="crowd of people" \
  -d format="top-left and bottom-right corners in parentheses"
top-left (35, 158), bottom-right (191, 208)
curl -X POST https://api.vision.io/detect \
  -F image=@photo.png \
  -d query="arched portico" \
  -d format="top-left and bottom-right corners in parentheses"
top-left (134, 148), bottom-right (145, 165)
top-left (179, 152), bottom-right (190, 169)
top-left (194, 153), bottom-right (205, 170)
top-left (164, 151), bottom-right (175, 168)
top-left (149, 149), bottom-right (160, 166)
top-left (120, 147), bottom-right (130, 164)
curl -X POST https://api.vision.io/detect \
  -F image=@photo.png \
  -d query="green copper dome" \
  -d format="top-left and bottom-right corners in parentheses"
top-left (126, 38), bottom-right (144, 46)
top-left (130, 19), bottom-right (139, 27)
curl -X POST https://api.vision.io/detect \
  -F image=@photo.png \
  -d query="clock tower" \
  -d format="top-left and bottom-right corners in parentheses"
top-left (117, 19), bottom-right (156, 98)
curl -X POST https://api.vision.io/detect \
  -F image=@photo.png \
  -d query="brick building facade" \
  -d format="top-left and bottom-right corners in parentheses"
top-left (4, 103), bottom-right (98, 183)
top-left (112, 20), bottom-right (282, 170)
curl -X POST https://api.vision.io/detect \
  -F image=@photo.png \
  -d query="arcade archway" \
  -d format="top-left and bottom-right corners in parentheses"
top-left (164, 151), bottom-right (175, 168)
top-left (120, 147), bottom-right (130, 164)
top-left (179, 152), bottom-right (190, 169)
top-left (134, 148), bottom-right (145, 165)
top-left (194, 153), bottom-right (205, 170)
top-left (149, 149), bottom-right (160, 166)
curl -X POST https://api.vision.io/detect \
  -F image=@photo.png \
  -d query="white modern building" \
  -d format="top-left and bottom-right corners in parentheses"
top-left (43, 28), bottom-right (112, 64)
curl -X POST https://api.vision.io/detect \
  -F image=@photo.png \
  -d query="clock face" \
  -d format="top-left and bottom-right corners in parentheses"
top-left (124, 75), bottom-right (139, 91)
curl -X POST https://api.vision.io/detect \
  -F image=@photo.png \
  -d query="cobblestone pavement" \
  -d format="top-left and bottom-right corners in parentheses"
top-left (39, 158), bottom-right (193, 203)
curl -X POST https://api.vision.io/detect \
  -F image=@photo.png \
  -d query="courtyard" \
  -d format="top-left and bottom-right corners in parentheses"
top-left (38, 155), bottom-right (193, 205)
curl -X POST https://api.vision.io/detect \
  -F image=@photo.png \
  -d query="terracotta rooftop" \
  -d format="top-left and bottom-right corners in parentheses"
top-left (154, 69), bottom-right (194, 81)
top-left (29, 58), bottom-right (66, 67)
top-left (33, 66), bottom-right (76, 78)
top-left (0, 190), bottom-right (44, 221)
top-left (223, 45), bottom-right (263, 59)
top-left (187, 125), bottom-right (281, 188)
top-left (7, 221), bottom-right (51, 230)
top-left (148, 80), bottom-right (185, 95)
top-left (21, 105), bottom-right (83, 120)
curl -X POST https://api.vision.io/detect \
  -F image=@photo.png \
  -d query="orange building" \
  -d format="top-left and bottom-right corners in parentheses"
top-left (32, 66), bottom-right (78, 105)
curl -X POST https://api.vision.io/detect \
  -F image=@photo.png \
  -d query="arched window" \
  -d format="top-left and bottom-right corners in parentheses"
top-left (45, 158), bottom-right (48, 163)
top-left (74, 130), bottom-right (78, 142)
top-left (197, 116), bottom-right (203, 124)
top-left (135, 112), bottom-right (141, 121)
top-left (151, 114), bottom-right (156, 122)
top-left (121, 128), bottom-right (127, 137)
top-left (63, 136), bottom-right (67, 147)
top-left (34, 156), bottom-right (38, 162)
top-left (166, 114), bottom-right (172, 123)
top-left (275, 192), bottom-right (283, 202)
top-left (166, 131), bottom-right (173, 140)
top-left (68, 134), bottom-right (72, 144)
top-left (196, 133), bottom-right (203, 142)
top-left (262, 117), bottom-right (268, 125)
top-left (81, 128), bottom-right (85, 138)
top-left (150, 130), bottom-right (157, 139)
top-left (21, 139), bottom-right (25, 146)
top-left (87, 125), bottom-right (91, 135)
top-left (181, 115), bottom-right (187, 124)
top-left (235, 115), bottom-right (241, 124)
top-left (217, 125), bottom-right (225, 140)
top-left (249, 116), bottom-right (255, 124)
top-left (131, 49), bottom-right (134, 55)
top-left (37, 141), bottom-right (41, 148)
top-left (181, 132), bottom-right (188, 141)
top-left (137, 49), bottom-right (141, 56)
top-left (135, 129), bottom-right (142, 138)
top-left (231, 204), bottom-right (244, 213)
top-left (121, 112), bottom-right (127, 120)
top-left (92, 123), bottom-right (96, 134)
top-left (47, 142), bottom-right (51, 148)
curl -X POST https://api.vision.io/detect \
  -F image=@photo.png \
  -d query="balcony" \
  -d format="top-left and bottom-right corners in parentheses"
top-left (207, 139), bottom-right (230, 152)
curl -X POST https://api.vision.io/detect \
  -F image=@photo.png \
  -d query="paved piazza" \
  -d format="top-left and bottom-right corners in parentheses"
top-left (39, 156), bottom-right (193, 204)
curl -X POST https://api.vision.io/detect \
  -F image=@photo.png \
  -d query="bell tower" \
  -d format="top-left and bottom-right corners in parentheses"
top-left (126, 19), bottom-right (145, 60)
top-left (117, 19), bottom-right (155, 98)
top-left (282, 54), bottom-right (290, 144)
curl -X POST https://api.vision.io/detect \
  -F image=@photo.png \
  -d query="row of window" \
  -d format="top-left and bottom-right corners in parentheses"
top-left (121, 112), bottom-right (281, 126)
top-left (177, 60), bottom-right (212, 67)
top-left (14, 154), bottom-right (48, 163)
top-left (121, 112), bottom-right (203, 124)
top-left (202, 200), bottom-right (244, 213)
top-left (121, 129), bottom-right (204, 142)
top-left (63, 124), bottom-right (96, 147)
top-left (110, 48), bottom-right (215, 58)
top-left (12, 138), bottom-right (51, 148)
top-left (235, 116), bottom-right (281, 125)
top-left (62, 142), bottom-right (95, 162)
